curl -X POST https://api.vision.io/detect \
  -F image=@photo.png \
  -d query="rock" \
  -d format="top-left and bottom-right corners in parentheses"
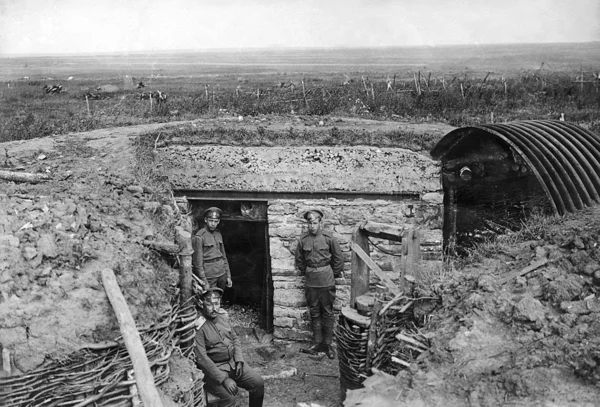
top-left (513, 294), bottom-right (546, 324)
top-left (126, 185), bottom-right (144, 194)
top-left (477, 274), bottom-right (496, 292)
top-left (22, 246), bottom-right (37, 261)
top-left (38, 234), bottom-right (59, 258)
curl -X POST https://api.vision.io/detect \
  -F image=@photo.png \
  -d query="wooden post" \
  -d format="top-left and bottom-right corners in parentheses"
top-left (175, 226), bottom-right (193, 308)
top-left (365, 298), bottom-right (383, 370)
top-left (0, 170), bottom-right (50, 183)
top-left (101, 269), bottom-right (164, 407)
top-left (400, 229), bottom-right (415, 277)
top-left (350, 226), bottom-right (370, 307)
top-left (413, 229), bottom-right (421, 265)
top-left (301, 80), bottom-right (308, 109)
top-left (85, 94), bottom-right (91, 117)
top-left (445, 185), bottom-right (458, 256)
top-left (2, 348), bottom-right (11, 375)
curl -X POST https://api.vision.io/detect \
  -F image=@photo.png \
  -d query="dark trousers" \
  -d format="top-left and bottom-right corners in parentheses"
top-left (204, 364), bottom-right (264, 407)
top-left (208, 273), bottom-right (228, 291)
top-left (305, 285), bottom-right (336, 345)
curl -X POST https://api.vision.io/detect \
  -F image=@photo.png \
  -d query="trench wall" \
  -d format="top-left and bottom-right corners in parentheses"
top-left (267, 196), bottom-right (442, 341)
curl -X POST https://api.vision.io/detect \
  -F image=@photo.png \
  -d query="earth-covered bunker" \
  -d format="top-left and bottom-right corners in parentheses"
top-left (431, 120), bottom-right (600, 252)
top-left (158, 144), bottom-right (444, 340)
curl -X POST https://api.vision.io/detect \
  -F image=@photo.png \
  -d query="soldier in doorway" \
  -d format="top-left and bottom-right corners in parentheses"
top-left (192, 207), bottom-right (233, 291)
top-left (294, 209), bottom-right (344, 359)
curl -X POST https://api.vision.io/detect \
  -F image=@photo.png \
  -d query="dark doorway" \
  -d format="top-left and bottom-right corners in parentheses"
top-left (189, 200), bottom-right (272, 332)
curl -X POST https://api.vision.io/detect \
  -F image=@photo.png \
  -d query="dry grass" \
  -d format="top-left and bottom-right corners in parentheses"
top-left (2, 68), bottom-right (599, 143)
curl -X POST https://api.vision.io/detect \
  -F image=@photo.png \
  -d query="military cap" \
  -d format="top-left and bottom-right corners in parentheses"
top-left (203, 207), bottom-right (222, 219)
top-left (303, 209), bottom-right (324, 220)
top-left (200, 286), bottom-right (223, 300)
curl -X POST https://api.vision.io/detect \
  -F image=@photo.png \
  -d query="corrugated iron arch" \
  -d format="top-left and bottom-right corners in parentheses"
top-left (431, 120), bottom-right (600, 215)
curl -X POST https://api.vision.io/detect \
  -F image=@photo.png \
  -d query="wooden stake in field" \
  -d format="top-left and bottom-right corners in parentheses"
top-left (85, 94), bottom-right (91, 117)
top-left (413, 72), bottom-right (421, 96)
top-left (301, 80), bottom-right (308, 109)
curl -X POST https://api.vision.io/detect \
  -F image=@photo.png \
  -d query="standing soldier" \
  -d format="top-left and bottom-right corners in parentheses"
top-left (295, 209), bottom-right (344, 359)
top-left (193, 207), bottom-right (233, 291)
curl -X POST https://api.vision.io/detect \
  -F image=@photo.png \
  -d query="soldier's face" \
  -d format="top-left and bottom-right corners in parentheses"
top-left (205, 217), bottom-right (220, 231)
top-left (202, 295), bottom-right (221, 319)
top-left (307, 216), bottom-right (322, 235)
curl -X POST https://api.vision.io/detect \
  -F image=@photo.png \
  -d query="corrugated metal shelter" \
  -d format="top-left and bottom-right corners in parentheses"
top-left (430, 120), bottom-right (600, 253)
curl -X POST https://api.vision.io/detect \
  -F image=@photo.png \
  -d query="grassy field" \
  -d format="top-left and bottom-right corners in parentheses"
top-left (1, 42), bottom-right (599, 143)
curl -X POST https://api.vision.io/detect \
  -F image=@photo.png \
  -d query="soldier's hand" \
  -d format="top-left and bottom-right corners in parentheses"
top-left (222, 378), bottom-right (238, 396)
top-left (227, 278), bottom-right (233, 288)
top-left (234, 361), bottom-right (244, 379)
top-left (202, 279), bottom-right (209, 288)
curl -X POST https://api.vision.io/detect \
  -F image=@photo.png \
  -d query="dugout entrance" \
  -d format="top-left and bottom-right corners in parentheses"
top-left (187, 199), bottom-right (272, 332)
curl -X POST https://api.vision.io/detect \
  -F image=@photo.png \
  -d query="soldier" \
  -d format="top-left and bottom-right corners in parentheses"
top-left (194, 287), bottom-right (264, 407)
top-left (192, 207), bottom-right (232, 291)
top-left (294, 209), bottom-right (344, 360)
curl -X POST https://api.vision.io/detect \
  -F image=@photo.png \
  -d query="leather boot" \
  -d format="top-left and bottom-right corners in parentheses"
top-left (312, 319), bottom-right (323, 345)
top-left (322, 319), bottom-right (334, 346)
top-left (249, 393), bottom-right (264, 407)
top-left (324, 344), bottom-right (335, 360)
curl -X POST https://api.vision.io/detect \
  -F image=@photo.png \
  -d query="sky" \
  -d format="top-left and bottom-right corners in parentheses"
top-left (0, 0), bottom-right (599, 56)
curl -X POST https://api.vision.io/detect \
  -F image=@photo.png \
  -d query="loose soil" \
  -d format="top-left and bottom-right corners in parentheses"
top-left (1, 115), bottom-right (600, 407)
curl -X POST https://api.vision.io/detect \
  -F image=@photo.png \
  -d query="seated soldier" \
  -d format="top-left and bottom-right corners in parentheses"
top-left (194, 287), bottom-right (264, 407)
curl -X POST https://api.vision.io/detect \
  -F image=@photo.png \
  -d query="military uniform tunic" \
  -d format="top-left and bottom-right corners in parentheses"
top-left (194, 312), bottom-right (264, 407)
top-left (192, 227), bottom-right (231, 286)
top-left (194, 312), bottom-right (243, 384)
top-left (295, 231), bottom-right (344, 287)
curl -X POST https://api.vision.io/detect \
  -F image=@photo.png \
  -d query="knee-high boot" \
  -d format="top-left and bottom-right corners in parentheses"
top-left (322, 318), bottom-right (334, 345)
top-left (249, 393), bottom-right (264, 407)
top-left (312, 318), bottom-right (323, 344)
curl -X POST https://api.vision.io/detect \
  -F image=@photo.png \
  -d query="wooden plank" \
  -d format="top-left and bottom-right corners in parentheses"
top-left (400, 231), bottom-right (409, 278)
top-left (445, 186), bottom-right (458, 256)
top-left (101, 269), bottom-right (164, 407)
top-left (413, 229), bottom-right (421, 264)
top-left (175, 226), bottom-right (193, 308)
top-left (351, 243), bottom-right (401, 296)
top-left (142, 240), bottom-right (179, 255)
top-left (496, 259), bottom-right (548, 286)
top-left (405, 229), bottom-right (415, 276)
top-left (396, 333), bottom-right (428, 351)
top-left (360, 221), bottom-right (405, 242)
top-left (391, 356), bottom-right (410, 368)
top-left (350, 226), bottom-right (370, 307)
top-left (0, 170), bottom-right (51, 184)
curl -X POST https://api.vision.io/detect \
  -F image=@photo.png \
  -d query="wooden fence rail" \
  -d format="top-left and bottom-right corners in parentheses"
top-left (349, 221), bottom-right (421, 306)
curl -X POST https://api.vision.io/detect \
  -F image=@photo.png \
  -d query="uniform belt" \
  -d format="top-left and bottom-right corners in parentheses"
top-left (308, 260), bottom-right (330, 268)
top-left (204, 257), bottom-right (223, 264)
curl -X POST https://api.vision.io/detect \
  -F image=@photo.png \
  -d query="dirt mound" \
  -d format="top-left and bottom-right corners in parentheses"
top-left (0, 131), bottom-right (178, 372)
top-left (345, 207), bottom-right (600, 406)
top-left (2, 117), bottom-right (600, 406)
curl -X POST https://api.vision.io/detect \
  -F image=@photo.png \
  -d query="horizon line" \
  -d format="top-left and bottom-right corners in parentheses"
top-left (2, 41), bottom-right (599, 59)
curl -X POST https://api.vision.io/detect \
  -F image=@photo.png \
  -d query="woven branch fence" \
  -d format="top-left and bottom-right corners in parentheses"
top-left (337, 294), bottom-right (429, 391)
top-left (0, 293), bottom-right (204, 407)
